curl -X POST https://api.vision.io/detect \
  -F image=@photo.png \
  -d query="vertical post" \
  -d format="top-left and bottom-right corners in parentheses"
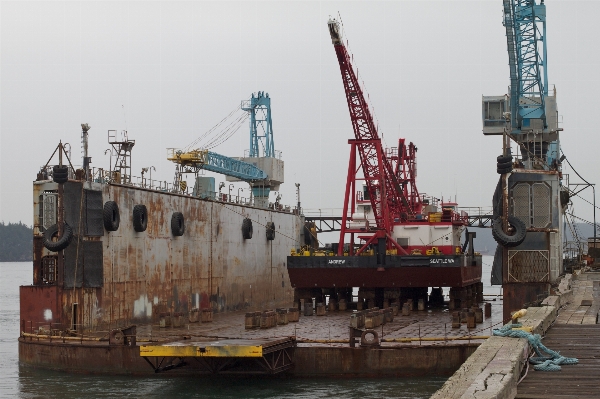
top-left (593, 185), bottom-right (597, 248)
top-left (339, 143), bottom-right (356, 255)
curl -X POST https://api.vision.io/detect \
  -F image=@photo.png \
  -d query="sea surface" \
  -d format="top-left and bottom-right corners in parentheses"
top-left (0, 258), bottom-right (496, 398)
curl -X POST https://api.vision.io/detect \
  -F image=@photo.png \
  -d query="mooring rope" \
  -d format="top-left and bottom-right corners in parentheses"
top-left (492, 323), bottom-right (579, 371)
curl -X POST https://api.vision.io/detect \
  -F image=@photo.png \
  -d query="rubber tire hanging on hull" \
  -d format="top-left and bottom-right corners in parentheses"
top-left (52, 165), bottom-right (68, 184)
top-left (103, 201), bottom-right (120, 231)
top-left (171, 212), bottom-right (185, 236)
top-left (43, 223), bottom-right (73, 252)
top-left (242, 218), bottom-right (253, 239)
top-left (492, 216), bottom-right (526, 247)
top-left (133, 205), bottom-right (148, 232)
top-left (266, 222), bottom-right (275, 241)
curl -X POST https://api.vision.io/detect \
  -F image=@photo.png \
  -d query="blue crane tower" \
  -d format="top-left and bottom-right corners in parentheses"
top-left (168, 92), bottom-right (284, 208)
top-left (483, 0), bottom-right (560, 169)
top-left (483, 0), bottom-right (567, 321)
top-left (229, 91), bottom-right (284, 208)
top-left (243, 91), bottom-right (275, 158)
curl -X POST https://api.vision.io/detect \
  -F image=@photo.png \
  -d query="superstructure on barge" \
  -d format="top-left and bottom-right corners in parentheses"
top-left (21, 95), bottom-right (304, 335)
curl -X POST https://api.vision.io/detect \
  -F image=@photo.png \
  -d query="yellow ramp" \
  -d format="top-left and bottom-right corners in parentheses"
top-left (140, 338), bottom-right (292, 358)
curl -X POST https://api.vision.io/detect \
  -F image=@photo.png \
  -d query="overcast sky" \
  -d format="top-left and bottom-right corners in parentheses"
top-left (1, 0), bottom-right (598, 230)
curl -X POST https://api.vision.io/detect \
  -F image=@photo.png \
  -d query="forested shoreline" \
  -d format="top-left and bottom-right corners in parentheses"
top-left (0, 222), bottom-right (33, 261)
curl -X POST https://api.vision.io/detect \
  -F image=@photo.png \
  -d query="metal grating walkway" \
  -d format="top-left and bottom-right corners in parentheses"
top-left (516, 324), bottom-right (600, 398)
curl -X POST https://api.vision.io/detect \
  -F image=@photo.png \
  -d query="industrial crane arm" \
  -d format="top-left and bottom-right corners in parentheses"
top-left (168, 149), bottom-right (267, 182)
top-left (328, 18), bottom-right (415, 232)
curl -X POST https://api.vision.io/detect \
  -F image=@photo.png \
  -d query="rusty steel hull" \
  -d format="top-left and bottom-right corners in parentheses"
top-left (287, 255), bottom-right (482, 288)
top-left (23, 180), bottom-right (302, 332)
top-left (18, 338), bottom-right (478, 377)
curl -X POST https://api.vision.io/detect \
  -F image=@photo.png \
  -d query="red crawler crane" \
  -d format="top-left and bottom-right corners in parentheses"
top-left (329, 19), bottom-right (422, 256)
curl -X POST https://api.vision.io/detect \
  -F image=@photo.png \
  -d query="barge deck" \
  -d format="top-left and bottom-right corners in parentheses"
top-left (20, 299), bottom-right (504, 376)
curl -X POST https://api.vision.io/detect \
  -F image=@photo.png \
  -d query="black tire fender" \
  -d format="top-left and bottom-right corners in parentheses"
top-left (242, 218), bottom-right (253, 239)
top-left (497, 165), bottom-right (513, 175)
top-left (496, 160), bottom-right (513, 169)
top-left (43, 223), bottom-right (73, 252)
top-left (52, 165), bottom-right (68, 184)
top-left (133, 205), bottom-right (148, 232)
top-left (360, 329), bottom-right (380, 347)
top-left (492, 216), bottom-right (526, 247)
top-left (171, 212), bottom-right (185, 236)
top-left (103, 201), bottom-right (120, 231)
top-left (266, 221), bottom-right (275, 241)
top-left (497, 155), bottom-right (513, 164)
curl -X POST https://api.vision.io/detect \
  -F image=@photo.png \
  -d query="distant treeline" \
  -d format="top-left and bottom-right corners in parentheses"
top-left (0, 222), bottom-right (32, 262)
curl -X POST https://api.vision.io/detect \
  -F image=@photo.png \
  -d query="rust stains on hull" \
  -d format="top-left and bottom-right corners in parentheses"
top-left (25, 181), bottom-right (301, 333)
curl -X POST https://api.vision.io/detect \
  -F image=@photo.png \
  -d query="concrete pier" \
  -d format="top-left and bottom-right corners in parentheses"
top-left (432, 271), bottom-right (599, 399)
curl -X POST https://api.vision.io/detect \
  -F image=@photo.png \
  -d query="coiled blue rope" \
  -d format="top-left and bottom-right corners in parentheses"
top-left (492, 323), bottom-right (578, 371)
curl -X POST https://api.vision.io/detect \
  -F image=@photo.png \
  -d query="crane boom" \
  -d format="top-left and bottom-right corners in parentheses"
top-left (167, 149), bottom-right (267, 181)
top-left (328, 19), bottom-right (412, 233)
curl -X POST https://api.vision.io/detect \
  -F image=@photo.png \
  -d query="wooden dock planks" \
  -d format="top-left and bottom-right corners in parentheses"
top-left (516, 324), bottom-right (600, 399)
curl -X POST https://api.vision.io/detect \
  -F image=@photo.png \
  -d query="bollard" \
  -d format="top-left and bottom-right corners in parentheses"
top-left (253, 311), bottom-right (261, 327)
top-left (189, 308), bottom-right (199, 323)
top-left (448, 298), bottom-right (457, 310)
top-left (245, 312), bottom-right (255, 329)
top-left (384, 308), bottom-right (393, 323)
top-left (338, 298), bottom-right (347, 311)
top-left (328, 300), bottom-right (337, 312)
top-left (350, 312), bottom-right (359, 329)
top-left (172, 312), bottom-right (184, 328)
top-left (476, 282), bottom-right (484, 303)
top-left (288, 308), bottom-right (299, 322)
top-left (300, 298), bottom-right (305, 312)
top-left (277, 308), bottom-right (288, 325)
top-left (474, 307), bottom-right (483, 324)
top-left (452, 311), bottom-right (461, 329)
top-left (484, 302), bottom-right (492, 318)
top-left (365, 312), bottom-right (375, 329)
top-left (357, 300), bottom-right (364, 311)
top-left (418, 298), bottom-right (425, 311)
top-left (316, 303), bottom-right (326, 316)
top-left (383, 299), bottom-right (390, 309)
top-left (402, 303), bottom-right (410, 316)
top-left (406, 299), bottom-right (414, 311)
top-left (357, 311), bottom-right (365, 328)
top-left (201, 309), bottom-right (213, 323)
top-left (391, 302), bottom-right (399, 316)
top-left (260, 312), bottom-right (269, 328)
top-left (467, 311), bottom-right (476, 329)
top-left (304, 302), bottom-right (314, 316)
top-left (159, 312), bottom-right (171, 328)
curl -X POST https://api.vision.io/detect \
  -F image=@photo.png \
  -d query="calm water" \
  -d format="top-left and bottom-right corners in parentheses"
top-left (1, 262), bottom-right (466, 399)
